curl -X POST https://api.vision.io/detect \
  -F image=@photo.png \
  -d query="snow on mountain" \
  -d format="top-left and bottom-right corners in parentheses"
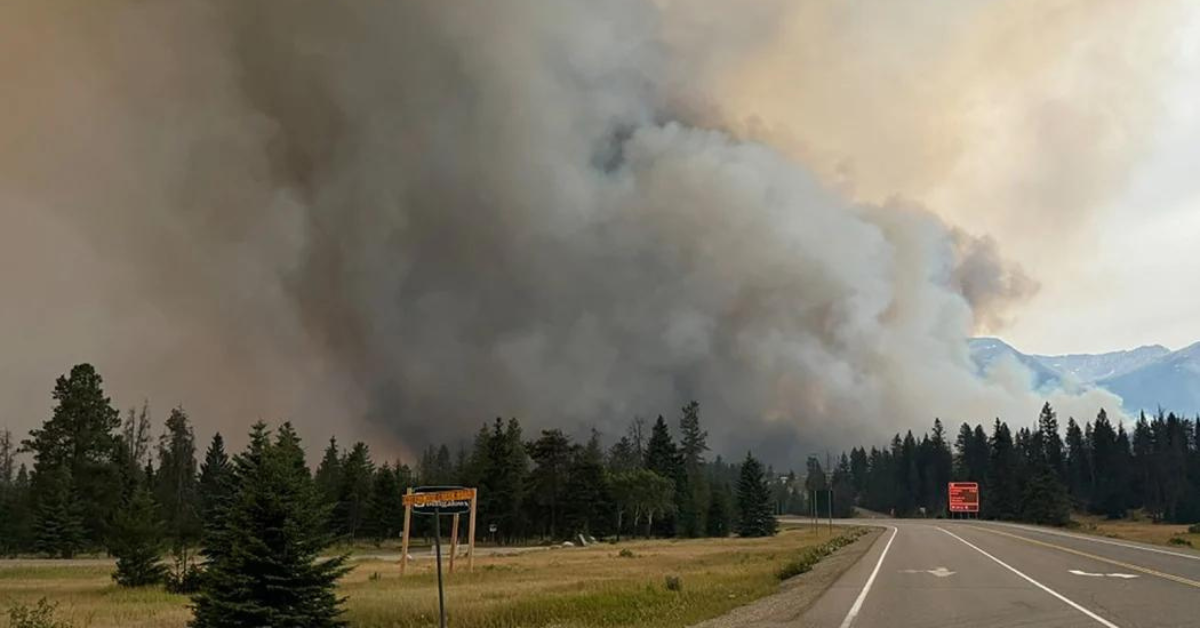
top-left (967, 338), bottom-right (1200, 416)
top-left (1031, 345), bottom-right (1170, 384)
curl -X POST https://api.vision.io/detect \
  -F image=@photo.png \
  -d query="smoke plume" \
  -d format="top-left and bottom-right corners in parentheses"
top-left (4, 0), bottom-right (1176, 461)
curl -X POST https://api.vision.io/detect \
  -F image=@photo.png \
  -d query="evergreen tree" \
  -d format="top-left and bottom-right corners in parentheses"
top-left (191, 422), bottom-right (348, 628)
top-left (926, 419), bottom-right (953, 515)
top-left (110, 484), bottom-right (167, 587)
top-left (831, 453), bottom-right (857, 518)
top-left (735, 452), bottom-right (776, 537)
top-left (528, 429), bottom-right (573, 539)
top-left (364, 463), bottom-right (403, 543)
top-left (1064, 418), bottom-right (1091, 506)
top-left (335, 442), bottom-right (374, 539)
top-left (607, 436), bottom-right (641, 473)
top-left (849, 447), bottom-right (869, 500)
top-left (1090, 410), bottom-right (1126, 518)
top-left (156, 407), bottom-right (200, 581)
top-left (4, 465), bottom-right (33, 555)
top-left (805, 456), bottom-right (828, 516)
top-left (643, 416), bottom-right (679, 536)
top-left (705, 482), bottom-right (733, 537)
top-left (314, 437), bottom-right (343, 506)
top-left (563, 431), bottom-right (611, 537)
top-left (33, 465), bottom-right (84, 558)
top-left (197, 433), bottom-right (234, 567)
top-left (1038, 403), bottom-right (1066, 481)
top-left (677, 401), bottom-right (710, 538)
top-left (476, 418), bottom-right (529, 542)
top-left (24, 364), bottom-right (122, 549)
top-left (986, 420), bottom-right (1020, 520)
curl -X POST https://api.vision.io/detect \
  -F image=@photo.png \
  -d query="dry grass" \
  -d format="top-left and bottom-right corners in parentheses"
top-left (0, 527), bottom-right (854, 628)
top-left (1071, 512), bottom-right (1200, 549)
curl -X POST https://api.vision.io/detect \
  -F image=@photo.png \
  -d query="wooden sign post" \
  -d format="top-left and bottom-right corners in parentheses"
top-left (400, 487), bottom-right (478, 576)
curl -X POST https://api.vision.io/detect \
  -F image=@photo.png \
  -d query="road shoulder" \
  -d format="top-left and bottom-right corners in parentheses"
top-left (689, 527), bottom-right (884, 628)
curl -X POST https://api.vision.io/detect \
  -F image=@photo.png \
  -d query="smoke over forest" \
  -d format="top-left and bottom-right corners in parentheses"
top-left (4, 0), bottom-right (1184, 462)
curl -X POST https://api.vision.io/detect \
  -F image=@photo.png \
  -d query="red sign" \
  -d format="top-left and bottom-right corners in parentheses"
top-left (948, 482), bottom-right (980, 513)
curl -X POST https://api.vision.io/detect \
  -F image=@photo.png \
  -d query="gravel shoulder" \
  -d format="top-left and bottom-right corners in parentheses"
top-left (688, 526), bottom-right (884, 628)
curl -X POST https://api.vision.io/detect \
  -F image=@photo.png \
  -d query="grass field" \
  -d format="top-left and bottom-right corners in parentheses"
top-left (1072, 512), bottom-right (1200, 549)
top-left (0, 527), bottom-right (862, 628)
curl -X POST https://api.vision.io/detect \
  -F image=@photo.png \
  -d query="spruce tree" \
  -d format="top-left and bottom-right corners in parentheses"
top-left (735, 452), bottom-right (776, 537)
top-left (528, 429), bottom-right (573, 539)
top-left (24, 364), bottom-right (122, 549)
top-left (335, 442), bottom-right (374, 539)
top-left (157, 407), bottom-right (200, 585)
top-left (110, 484), bottom-right (167, 587)
top-left (33, 466), bottom-right (84, 558)
top-left (986, 420), bottom-right (1020, 520)
top-left (563, 431), bottom-right (610, 537)
top-left (705, 482), bottom-right (733, 537)
top-left (364, 463), bottom-right (403, 543)
top-left (677, 401), bottom-right (709, 538)
top-left (314, 437), bottom-right (343, 506)
top-left (643, 416), bottom-right (680, 536)
top-left (191, 422), bottom-right (348, 628)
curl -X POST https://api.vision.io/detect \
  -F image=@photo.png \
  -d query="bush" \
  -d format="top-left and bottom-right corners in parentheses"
top-left (164, 563), bottom-right (204, 594)
top-left (7, 598), bottom-right (74, 628)
top-left (617, 548), bottom-right (636, 558)
top-left (1187, 524), bottom-right (1200, 534)
top-left (1168, 537), bottom-right (1193, 547)
top-left (777, 528), bottom-right (869, 581)
top-left (664, 575), bottom-right (682, 591)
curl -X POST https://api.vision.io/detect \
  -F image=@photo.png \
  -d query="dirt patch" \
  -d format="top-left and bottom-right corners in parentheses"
top-left (688, 527), bottom-right (883, 628)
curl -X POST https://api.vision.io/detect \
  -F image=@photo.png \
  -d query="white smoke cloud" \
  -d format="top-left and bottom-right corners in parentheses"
top-left (0, 0), bottom-right (1148, 461)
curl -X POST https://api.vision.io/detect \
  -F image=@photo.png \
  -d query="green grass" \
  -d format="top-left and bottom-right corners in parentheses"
top-left (0, 527), bottom-right (865, 628)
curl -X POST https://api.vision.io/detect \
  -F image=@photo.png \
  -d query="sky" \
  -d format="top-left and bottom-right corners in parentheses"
top-left (1, 0), bottom-right (1198, 460)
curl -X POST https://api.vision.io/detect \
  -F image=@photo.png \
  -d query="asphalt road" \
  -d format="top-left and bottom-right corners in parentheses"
top-left (799, 519), bottom-right (1200, 628)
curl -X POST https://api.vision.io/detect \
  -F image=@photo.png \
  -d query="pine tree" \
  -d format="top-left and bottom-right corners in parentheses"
top-left (110, 484), bottom-right (167, 587)
top-left (705, 482), bottom-right (733, 537)
top-left (643, 416), bottom-right (680, 536)
top-left (191, 422), bottom-right (348, 628)
top-left (335, 442), bottom-right (374, 539)
top-left (831, 453), bottom-right (856, 517)
top-left (156, 407), bottom-right (200, 583)
top-left (314, 437), bottom-right (343, 507)
top-left (986, 420), bottom-right (1020, 520)
top-left (1064, 418), bottom-right (1090, 506)
top-left (197, 434), bottom-right (234, 535)
top-left (735, 452), bottom-right (776, 537)
top-left (528, 429), bottom-right (573, 539)
top-left (677, 401), bottom-right (709, 538)
top-left (24, 364), bottom-right (122, 549)
top-left (563, 431), bottom-right (610, 537)
top-left (365, 463), bottom-right (402, 543)
top-left (33, 466), bottom-right (84, 558)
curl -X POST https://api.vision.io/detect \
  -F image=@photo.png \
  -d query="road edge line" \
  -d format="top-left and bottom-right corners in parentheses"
top-left (982, 521), bottom-right (1200, 562)
top-left (937, 527), bottom-right (1120, 628)
top-left (837, 526), bottom-right (897, 628)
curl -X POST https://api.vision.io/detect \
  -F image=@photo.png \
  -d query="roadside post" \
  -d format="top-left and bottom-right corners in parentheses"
top-left (400, 486), bottom-right (479, 627)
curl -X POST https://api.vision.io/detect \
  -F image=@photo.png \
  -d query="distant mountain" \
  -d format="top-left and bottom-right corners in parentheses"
top-left (1031, 345), bottom-right (1170, 383)
top-left (967, 338), bottom-right (1200, 416)
top-left (1097, 342), bottom-right (1200, 416)
top-left (968, 338), bottom-right (1062, 390)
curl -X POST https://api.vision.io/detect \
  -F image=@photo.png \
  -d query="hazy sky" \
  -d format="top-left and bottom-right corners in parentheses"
top-left (1, 0), bottom-right (1195, 458)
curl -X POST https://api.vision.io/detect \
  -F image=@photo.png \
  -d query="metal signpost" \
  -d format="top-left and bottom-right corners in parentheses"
top-left (948, 482), bottom-right (980, 518)
top-left (400, 486), bottom-right (479, 628)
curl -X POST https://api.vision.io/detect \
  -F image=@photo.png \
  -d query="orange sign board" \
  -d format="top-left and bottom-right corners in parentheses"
top-left (403, 488), bottom-right (474, 508)
top-left (948, 482), bottom-right (980, 513)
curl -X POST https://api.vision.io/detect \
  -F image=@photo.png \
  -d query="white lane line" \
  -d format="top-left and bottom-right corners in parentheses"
top-left (982, 521), bottom-right (1200, 561)
top-left (838, 526), bottom-right (898, 628)
top-left (938, 527), bottom-right (1120, 628)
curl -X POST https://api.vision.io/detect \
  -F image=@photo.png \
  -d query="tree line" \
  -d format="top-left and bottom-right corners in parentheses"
top-left (836, 403), bottom-right (1200, 525)
top-left (0, 365), bottom-right (785, 568)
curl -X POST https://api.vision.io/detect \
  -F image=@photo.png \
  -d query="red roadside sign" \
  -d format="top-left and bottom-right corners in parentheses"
top-left (948, 482), bottom-right (980, 513)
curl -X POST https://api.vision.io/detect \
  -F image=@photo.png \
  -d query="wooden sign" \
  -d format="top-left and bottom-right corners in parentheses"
top-left (404, 487), bottom-right (474, 515)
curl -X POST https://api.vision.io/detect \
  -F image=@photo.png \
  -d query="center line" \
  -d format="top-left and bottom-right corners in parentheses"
top-left (838, 526), bottom-right (897, 628)
top-left (938, 527), bottom-right (1120, 628)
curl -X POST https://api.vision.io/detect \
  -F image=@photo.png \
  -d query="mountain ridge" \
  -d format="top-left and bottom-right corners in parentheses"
top-left (969, 337), bottom-right (1200, 416)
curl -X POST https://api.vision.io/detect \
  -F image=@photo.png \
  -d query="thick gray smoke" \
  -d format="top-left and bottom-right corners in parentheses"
top-left (1, 1), bottom-right (1130, 461)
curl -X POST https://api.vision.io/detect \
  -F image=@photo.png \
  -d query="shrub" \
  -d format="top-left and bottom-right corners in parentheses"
top-left (7, 598), bottom-right (74, 628)
top-left (1187, 523), bottom-right (1200, 534)
top-left (164, 563), bottom-right (204, 594)
top-left (664, 575), bottom-right (683, 591)
top-left (776, 529), bottom-right (868, 581)
top-left (618, 548), bottom-right (636, 558)
top-left (1168, 537), bottom-right (1193, 547)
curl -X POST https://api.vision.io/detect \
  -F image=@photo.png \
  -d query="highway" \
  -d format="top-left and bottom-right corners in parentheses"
top-left (800, 520), bottom-right (1200, 628)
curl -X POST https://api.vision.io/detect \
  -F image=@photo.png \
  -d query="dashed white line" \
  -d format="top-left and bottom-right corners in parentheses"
top-left (938, 527), bottom-right (1120, 628)
top-left (838, 526), bottom-right (898, 628)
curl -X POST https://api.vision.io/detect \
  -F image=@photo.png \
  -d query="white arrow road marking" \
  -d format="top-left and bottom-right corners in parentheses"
top-left (1069, 569), bottom-right (1139, 579)
top-left (899, 567), bottom-right (956, 577)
